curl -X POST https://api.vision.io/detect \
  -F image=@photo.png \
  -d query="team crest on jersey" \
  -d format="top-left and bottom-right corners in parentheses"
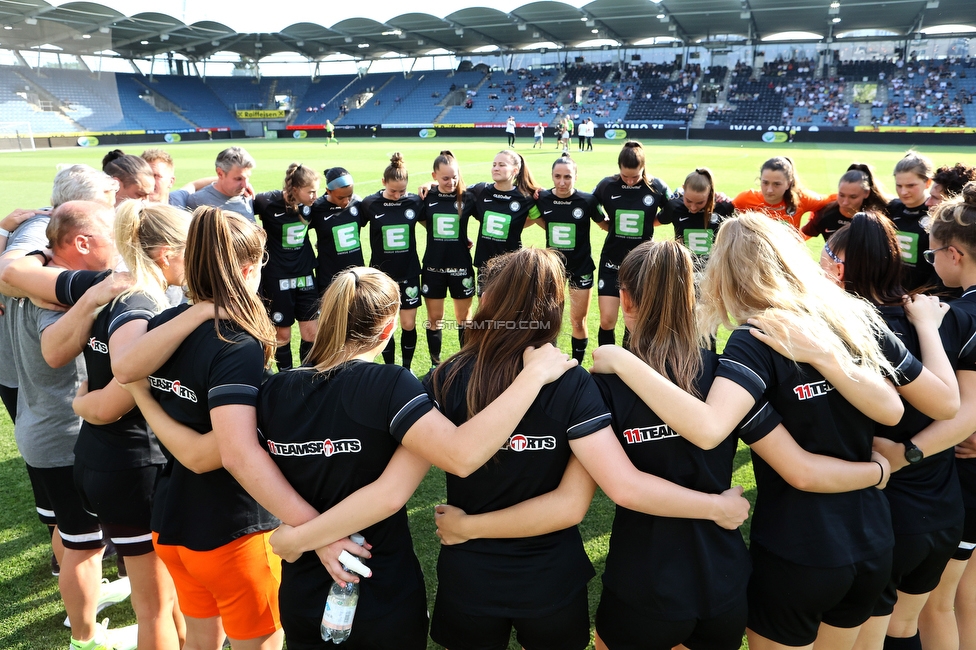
top-left (643, 195), bottom-right (654, 206)
top-left (622, 425), bottom-right (678, 444)
top-left (572, 207), bottom-right (584, 219)
top-left (793, 380), bottom-right (834, 401)
top-left (349, 206), bottom-right (359, 217)
top-left (87, 337), bottom-right (108, 354)
top-left (920, 216), bottom-right (931, 230)
top-left (405, 209), bottom-right (416, 220)
top-left (510, 201), bottom-right (521, 212)
top-left (500, 433), bottom-right (556, 452)
top-left (265, 438), bottom-right (362, 457)
top-left (148, 376), bottom-right (198, 402)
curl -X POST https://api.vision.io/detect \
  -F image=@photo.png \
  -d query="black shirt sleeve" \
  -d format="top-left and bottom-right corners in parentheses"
top-left (55, 269), bottom-right (111, 306)
top-left (878, 323), bottom-right (924, 386)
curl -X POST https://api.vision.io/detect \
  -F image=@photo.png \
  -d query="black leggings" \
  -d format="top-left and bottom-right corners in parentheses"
top-left (507, 132), bottom-right (515, 146)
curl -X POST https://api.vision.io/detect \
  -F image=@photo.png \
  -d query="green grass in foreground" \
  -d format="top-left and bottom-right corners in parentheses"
top-left (1, 138), bottom-right (975, 648)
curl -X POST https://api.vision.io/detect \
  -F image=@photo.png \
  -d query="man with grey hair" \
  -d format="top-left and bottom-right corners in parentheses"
top-left (0, 200), bottom-right (131, 650)
top-left (0, 164), bottom-right (118, 422)
top-left (168, 145), bottom-right (256, 220)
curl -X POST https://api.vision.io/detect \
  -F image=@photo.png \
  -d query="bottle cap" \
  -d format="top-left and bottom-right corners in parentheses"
top-left (338, 550), bottom-right (372, 578)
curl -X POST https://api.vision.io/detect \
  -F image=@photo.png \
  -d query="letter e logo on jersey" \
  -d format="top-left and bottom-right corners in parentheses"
top-left (433, 213), bottom-right (459, 239)
top-left (685, 230), bottom-right (713, 255)
top-left (283, 223), bottom-right (308, 249)
top-left (333, 223), bottom-right (361, 253)
top-left (501, 433), bottom-right (557, 452)
top-left (549, 223), bottom-right (576, 249)
top-left (482, 211), bottom-right (512, 240)
top-left (615, 210), bottom-right (644, 236)
top-left (382, 224), bottom-right (409, 251)
top-left (896, 231), bottom-right (919, 264)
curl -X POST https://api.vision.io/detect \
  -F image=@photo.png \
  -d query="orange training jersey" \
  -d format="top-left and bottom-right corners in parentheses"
top-left (732, 189), bottom-right (836, 230)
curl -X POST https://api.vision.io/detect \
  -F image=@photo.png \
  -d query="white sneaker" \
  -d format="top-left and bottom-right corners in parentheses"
top-left (64, 577), bottom-right (131, 627)
top-left (104, 623), bottom-right (138, 650)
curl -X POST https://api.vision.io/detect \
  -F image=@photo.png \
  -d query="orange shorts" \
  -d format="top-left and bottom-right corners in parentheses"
top-left (153, 530), bottom-right (282, 639)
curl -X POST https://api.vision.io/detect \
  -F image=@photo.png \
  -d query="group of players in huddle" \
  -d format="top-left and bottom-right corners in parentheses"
top-left (1, 139), bottom-right (976, 650)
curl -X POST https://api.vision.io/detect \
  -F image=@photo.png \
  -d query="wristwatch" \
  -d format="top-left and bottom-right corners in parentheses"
top-left (904, 440), bottom-right (924, 464)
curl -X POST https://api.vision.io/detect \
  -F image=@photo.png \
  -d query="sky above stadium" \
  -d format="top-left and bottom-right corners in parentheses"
top-left (57, 0), bottom-right (593, 34)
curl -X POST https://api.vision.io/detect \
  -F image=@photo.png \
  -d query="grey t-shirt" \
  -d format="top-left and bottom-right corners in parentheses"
top-left (170, 184), bottom-right (254, 222)
top-left (8, 300), bottom-right (85, 468)
top-left (0, 215), bottom-right (50, 389)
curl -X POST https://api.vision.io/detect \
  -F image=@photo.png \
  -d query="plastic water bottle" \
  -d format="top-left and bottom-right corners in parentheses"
top-left (321, 534), bottom-right (371, 643)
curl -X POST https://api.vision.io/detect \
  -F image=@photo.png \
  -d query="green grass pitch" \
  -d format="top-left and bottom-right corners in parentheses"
top-left (1, 137), bottom-right (975, 648)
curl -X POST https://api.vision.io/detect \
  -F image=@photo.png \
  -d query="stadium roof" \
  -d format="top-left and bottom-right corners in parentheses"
top-left (0, 0), bottom-right (972, 62)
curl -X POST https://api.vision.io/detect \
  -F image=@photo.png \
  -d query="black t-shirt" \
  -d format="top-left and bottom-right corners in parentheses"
top-left (417, 189), bottom-right (475, 274)
top-left (716, 327), bottom-right (920, 567)
top-left (76, 291), bottom-right (167, 470)
top-left (889, 199), bottom-right (939, 291)
top-left (536, 189), bottom-right (600, 276)
top-left (359, 191), bottom-right (423, 280)
top-left (258, 361), bottom-right (433, 620)
top-left (55, 269), bottom-right (111, 306)
top-left (254, 190), bottom-right (316, 279)
top-left (947, 286), bottom-right (976, 509)
top-left (468, 183), bottom-right (541, 269)
top-left (801, 202), bottom-right (850, 240)
top-left (147, 304), bottom-right (279, 550)
top-left (309, 196), bottom-right (365, 290)
top-left (426, 362), bottom-right (610, 617)
top-left (660, 196), bottom-right (735, 263)
top-left (874, 304), bottom-right (975, 534)
top-left (592, 350), bottom-right (757, 620)
top-left (593, 176), bottom-right (672, 269)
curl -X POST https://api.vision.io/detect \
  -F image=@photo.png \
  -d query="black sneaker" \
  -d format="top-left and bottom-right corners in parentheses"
top-left (51, 554), bottom-right (60, 577)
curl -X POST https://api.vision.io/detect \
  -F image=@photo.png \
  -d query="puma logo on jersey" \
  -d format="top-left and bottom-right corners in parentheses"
top-left (148, 376), bottom-right (198, 402)
top-left (793, 380), bottom-right (833, 401)
top-left (622, 425), bottom-right (678, 444)
top-left (87, 337), bottom-right (108, 354)
top-left (265, 438), bottom-right (362, 457)
top-left (500, 434), bottom-right (556, 452)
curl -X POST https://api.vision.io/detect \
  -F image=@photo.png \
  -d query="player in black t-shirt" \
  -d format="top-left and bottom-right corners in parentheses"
top-left (360, 153), bottom-right (423, 370)
top-left (309, 167), bottom-right (363, 293)
top-left (469, 150), bottom-right (542, 293)
top-left (536, 155), bottom-right (602, 363)
top-left (659, 168), bottom-right (734, 270)
top-left (801, 163), bottom-right (891, 241)
top-left (114, 208), bottom-right (307, 650)
top-left (890, 151), bottom-right (938, 291)
top-left (592, 141), bottom-right (671, 347)
top-left (254, 266), bottom-right (578, 650)
top-left (418, 151), bottom-right (475, 367)
top-left (254, 163), bottom-right (320, 371)
top-left (916, 187), bottom-right (976, 650)
top-left (425, 248), bottom-right (753, 650)
top-left (580, 240), bottom-right (897, 650)
top-left (591, 214), bottom-right (932, 649)
top-left (823, 213), bottom-right (976, 650)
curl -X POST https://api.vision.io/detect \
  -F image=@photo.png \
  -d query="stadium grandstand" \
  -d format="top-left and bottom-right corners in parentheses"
top-left (0, 0), bottom-right (973, 149)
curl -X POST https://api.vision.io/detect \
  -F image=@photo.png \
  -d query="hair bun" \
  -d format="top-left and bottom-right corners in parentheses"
top-left (963, 181), bottom-right (976, 207)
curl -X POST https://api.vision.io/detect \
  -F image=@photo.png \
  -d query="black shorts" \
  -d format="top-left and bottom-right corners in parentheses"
top-left (953, 508), bottom-right (976, 561)
top-left (25, 463), bottom-right (102, 550)
top-left (281, 586), bottom-right (428, 650)
top-left (260, 273), bottom-right (319, 327)
top-left (874, 525), bottom-right (963, 615)
top-left (596, 586), bottom-right (747, 650)
top-left (747, 542), bottom-right (892, 646)
top-left (430, 585), bottom-right (589, 650)
top-left (597, 263), bottom-right (620, 297)
top-left (395, 276), bottom-right (422, 310)
top-left (567, 267), bottom-right (595, 291)
top-left (422, 269), bottom-right (476, 300)
top-left (74, 461), bottom-right (162, 557)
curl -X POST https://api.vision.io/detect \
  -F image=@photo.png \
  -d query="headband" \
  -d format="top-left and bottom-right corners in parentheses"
top-left (327, 174), bottom-right (354, 190)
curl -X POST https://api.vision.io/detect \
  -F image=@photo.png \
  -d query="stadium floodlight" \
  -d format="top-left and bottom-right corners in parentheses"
top-left (24, 17), bottom-right (37, 25)
top-left (3, 25), bottom-right (10, 30)
top-left (925, 0), bottom-right (939, 7)
top-left (591, 29), bottom-right (599, 34)
top-left (141, 40), bottom-right (149, 44)
top-left (82, 34), bottom-right (91, 39)
top-left (832, 17), bottom-right (841, 23)
top-left (455, 28), bottom-right (464, 36)
top-left (344, 36), bottom-right (353, 43)
top-left (160, 33), bottom-right (169, 41)
top-left (830, 1), bottom-right (840, 6)
top-left (99, 26), bottom-right (110, 33)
